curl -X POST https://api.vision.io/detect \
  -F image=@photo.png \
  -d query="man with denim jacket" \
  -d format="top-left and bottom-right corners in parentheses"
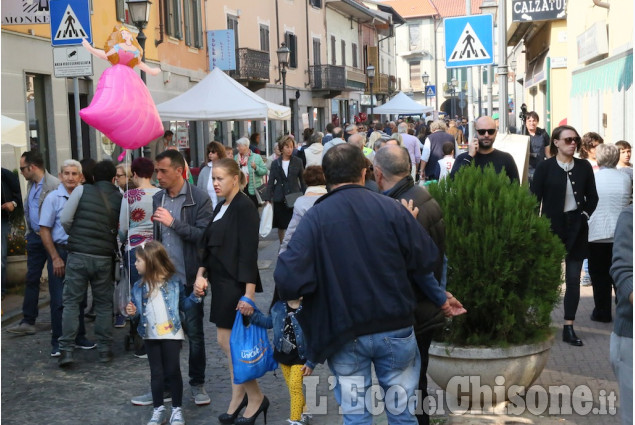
top-left (275, 144), bottom-right (465, 425)
top-left (129, 149), bottom-right (213, 406)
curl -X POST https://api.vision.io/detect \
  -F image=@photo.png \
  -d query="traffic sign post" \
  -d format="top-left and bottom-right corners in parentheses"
top-left (425, 85), bottom-right (436, 97)
top-left (50, 0), bottom-right (92, 46)
top-left (444, 15), bottom-right (493, 68)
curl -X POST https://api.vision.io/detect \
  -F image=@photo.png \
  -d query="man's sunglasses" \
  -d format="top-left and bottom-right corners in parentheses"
top-left (560, 137), bottom-right (581, 145)
top-left (476, 129), bottom-right (496, 136)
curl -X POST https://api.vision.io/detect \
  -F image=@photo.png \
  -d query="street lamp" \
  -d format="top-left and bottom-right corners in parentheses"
top-left (277, 43), bottom-right (290, 133)
top-left (421, 72), bottom-right (429, 106)
top-left (450, 77), bottom-right (458, 118)
top-left (126, 0), bottom-right (152, 84)
top-left (366, 65), bottom-right (375, 121)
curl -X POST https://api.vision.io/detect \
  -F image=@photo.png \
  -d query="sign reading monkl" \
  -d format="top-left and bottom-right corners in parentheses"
top-left (512, 0), bottom-right (567, 23)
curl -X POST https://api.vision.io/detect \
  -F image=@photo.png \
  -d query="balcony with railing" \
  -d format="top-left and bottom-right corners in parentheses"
top-left (365, 73), bottom-right (397, 95)
top-left (309, 65), bottom-right (346, 98)
top-left (228, 48), bottom-right (270, 90)
top-left (345, 66), bottom-right (367, 91)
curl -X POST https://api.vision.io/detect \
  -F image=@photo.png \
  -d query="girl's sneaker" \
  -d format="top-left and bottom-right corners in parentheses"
top-left (287, 419), bottom-right (309, 425)
top-left (170, 407), bottom-right (185, 425)
top-left (147, 406), bottom-right (167, 425)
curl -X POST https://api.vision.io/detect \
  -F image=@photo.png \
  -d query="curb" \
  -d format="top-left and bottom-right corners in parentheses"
top-left (1, 296), bottom-right (50, 327)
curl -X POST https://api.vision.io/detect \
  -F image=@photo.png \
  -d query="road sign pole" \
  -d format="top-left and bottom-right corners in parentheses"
top-left (73, 77), bottom-right (83, 159)
top-left (497, 0), bottom-right (508, 133)
top-left (466, 0), bottom-right (474, 140)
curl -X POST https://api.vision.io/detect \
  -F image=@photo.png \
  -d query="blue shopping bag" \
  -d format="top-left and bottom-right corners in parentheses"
top-left (230, 297), bottom-right (278, 384)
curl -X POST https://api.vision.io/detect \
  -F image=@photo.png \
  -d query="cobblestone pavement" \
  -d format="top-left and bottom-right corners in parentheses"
top-left (1, 234), bottom-right (622, 425)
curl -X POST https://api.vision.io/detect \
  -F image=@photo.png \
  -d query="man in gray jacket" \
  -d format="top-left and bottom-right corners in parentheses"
top-left (8, 151), bottom-right (59, 336)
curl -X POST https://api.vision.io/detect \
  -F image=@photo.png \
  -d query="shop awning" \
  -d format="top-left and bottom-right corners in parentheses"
top-left (570, 50), bottom-right (633, 96)
top-left (524, 50), bottom-right (548, 88)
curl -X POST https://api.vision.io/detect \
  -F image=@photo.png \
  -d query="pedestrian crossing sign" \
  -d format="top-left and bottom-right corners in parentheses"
top-left (50, 0), bottom-right (92, 46)
top-left (425, 85), bottom-right (436, 97)
top-left (444, 15), bottom-right (493, 68)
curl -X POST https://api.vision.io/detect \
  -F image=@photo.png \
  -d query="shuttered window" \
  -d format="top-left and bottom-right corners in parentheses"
top-left (165, 0), bottom-right (182, 39)
top-left (184, 0), bottom-right (203, 48)
top-left (285, 32), bottom-right (298, 69)
top-left (260, 25), bottom-right (269, 52)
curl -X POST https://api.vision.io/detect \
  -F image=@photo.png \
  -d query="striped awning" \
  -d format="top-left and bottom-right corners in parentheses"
top-left (570, 50), bottom-right (633, 96)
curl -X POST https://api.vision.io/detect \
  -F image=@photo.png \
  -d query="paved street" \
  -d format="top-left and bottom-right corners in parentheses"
top-left (1, 233), bottom-right (622, 425)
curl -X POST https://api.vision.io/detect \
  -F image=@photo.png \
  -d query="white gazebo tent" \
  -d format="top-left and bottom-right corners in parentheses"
top-left (156, 67), bottom-right (291, 156)
top-left (372, 91), bottom-right (434, 116)
top-left (1, 115), bottom-right (29, 195)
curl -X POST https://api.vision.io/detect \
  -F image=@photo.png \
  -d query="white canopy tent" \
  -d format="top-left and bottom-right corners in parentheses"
top-left (1, 115), bottom-right (29, 195)
top-left (156, 67), bottom-right (290, 157)
top-left (372, 91), bottom-right (434, 116)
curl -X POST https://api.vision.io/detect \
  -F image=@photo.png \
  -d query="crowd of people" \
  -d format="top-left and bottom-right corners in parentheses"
top-left (1, 111), bottom-right (632, 425)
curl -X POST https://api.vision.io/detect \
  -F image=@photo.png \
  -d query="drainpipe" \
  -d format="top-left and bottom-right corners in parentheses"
top-left (305, 0), bottom-right (311, 87)
top-left (155, 0), bottom-right (164, 46)
top-left (546, 56), bottom-right (551, 135)
top-left (592, 0), bottom-right (610, 9)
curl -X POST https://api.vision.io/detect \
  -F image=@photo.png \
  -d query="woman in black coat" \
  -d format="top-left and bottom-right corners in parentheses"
top-left (194, 158), bottom-right (268, 424)
top-left (531, 125), bottom-right (598, 347)
top-left (266, 136), bottom-right (307, 243)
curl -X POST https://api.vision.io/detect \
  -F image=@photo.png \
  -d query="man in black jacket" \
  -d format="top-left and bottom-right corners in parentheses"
top-left (59, 160), bottom-right (121, 366)
top-left (374, 145), bottom-right (447, 425)
top-left (1, 167), bottom-right (22, 298)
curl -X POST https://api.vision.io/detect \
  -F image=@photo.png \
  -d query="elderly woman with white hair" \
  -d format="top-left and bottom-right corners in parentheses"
top-left (234, 137), bottom-right (268, 208)
top-left (588, 143), bottom-right (633, 323)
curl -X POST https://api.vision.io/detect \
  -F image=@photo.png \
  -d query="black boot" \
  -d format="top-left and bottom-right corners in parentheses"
top-left (563, 325), bottom-right (583, 346)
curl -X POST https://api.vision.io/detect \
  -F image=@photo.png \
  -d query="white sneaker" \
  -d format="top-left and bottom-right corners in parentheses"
top-left (147, 406), bottom-right (167, 425)
top-left (170, 407), bottom-right (185, 425)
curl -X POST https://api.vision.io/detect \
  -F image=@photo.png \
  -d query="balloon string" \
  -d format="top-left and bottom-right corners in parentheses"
top-left (125, 150), bottom-right (132, 305)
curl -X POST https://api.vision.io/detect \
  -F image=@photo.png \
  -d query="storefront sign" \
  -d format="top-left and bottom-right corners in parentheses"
top-left (2, 1), bottom-right (50, 24)
top-left (577, 21), bottom-right (609, 64)
top-left (551, 56), bottom-right (567, 69)
top-left (512, 0), bottom-right (567, 23)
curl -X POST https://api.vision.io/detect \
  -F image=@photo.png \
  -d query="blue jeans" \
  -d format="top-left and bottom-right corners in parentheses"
top-left (125, 247), bottom-right (140, 286)
top-left (47, 246), bottom-right (88, 347)
top-left (182, 284), bottom-right (206, 386)
top-left (22, 232), bottom-right (49, 325)
top-left (610, 333), bottom-right (633, 425)
top-left (328, 326), bottom-right (421, 425)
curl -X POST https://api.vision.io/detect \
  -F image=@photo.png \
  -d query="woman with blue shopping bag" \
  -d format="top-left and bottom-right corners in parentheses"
top-left (194, 158), bottom-right (270, 425)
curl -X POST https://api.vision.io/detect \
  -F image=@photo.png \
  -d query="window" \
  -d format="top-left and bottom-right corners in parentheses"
top-left (260, 25), bottom-right (270, 52)
top-left (309, 0), bottom-right (322, 7)
top-left (409, 61), bottom-right (421, 88)
top-left (25, 74), bottom-right (52, 170)
top-left (409, 25), bottom-right (421, 51)
top-left (313, 38), bottom-right (321, 65)
top-left (285, 32), bottom-right (298, 68)
top-left (184, 0), bottom-right (203, 48)
top-left (352, 43), bottom-right (358, 68)
top-left (227, 15), bottom-right (239, 67)
top-left (115, 0), bottom-right (128, 23)
top-left (331, 36), bottom-right (336, 65)
top-left (165, 0), bottom-right (182, 39)
top-left (341, 40), bottom-right (346, 66)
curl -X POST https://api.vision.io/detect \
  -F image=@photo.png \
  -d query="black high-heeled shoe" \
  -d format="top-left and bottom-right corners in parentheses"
top-left (235, 396), bottom-right (269, 425)
top-left (218, 394), bottom-right (248, 424)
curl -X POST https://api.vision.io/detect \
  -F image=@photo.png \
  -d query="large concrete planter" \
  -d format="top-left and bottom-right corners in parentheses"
top-left (6, 255), bottom-right (27, 288)
top-left (428, 335), bottom-right (555, 410)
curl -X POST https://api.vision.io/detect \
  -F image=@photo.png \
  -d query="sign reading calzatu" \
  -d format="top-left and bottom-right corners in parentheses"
top-left (512, 0), bottom-right (567, 23)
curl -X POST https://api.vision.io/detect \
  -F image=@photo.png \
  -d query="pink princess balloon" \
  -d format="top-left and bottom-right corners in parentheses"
top-left (79, 25), bottom-right (164, 150)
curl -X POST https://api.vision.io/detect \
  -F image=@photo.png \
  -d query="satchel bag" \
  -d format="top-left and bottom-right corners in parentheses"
top-left (259, 203), bottom-right (273, 238)
top-left (284, 192), bottom-right (303, 208)
top-left (230, 297), bottom-right (278, 384)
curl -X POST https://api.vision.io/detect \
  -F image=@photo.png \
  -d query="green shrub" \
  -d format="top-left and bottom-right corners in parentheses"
top-left (428, 164), bottom-right (565, 347)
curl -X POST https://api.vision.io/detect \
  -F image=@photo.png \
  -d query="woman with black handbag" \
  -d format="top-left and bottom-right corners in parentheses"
top-left (266, 136), bottom-right (306, 243)
top-left (531, 125), bottom-right (599, 347)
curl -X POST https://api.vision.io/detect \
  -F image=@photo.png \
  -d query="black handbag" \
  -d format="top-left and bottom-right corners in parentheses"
top-left (284, 192), bottom-right (302, 208)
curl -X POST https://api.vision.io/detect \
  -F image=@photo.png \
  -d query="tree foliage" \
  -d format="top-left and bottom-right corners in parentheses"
top-left (428, 165), bottom-right (565, 346)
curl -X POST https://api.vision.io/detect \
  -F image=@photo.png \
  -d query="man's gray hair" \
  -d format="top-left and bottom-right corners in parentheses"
top-left (374, 145), bottom-right (411, 178)
top-left (236, 137), bottom-right (250, 147)
top-left (348, 133), bottom-right (365, 149)
top-left (373, 139), bottom-right (386, 151)
top-left (61, 159), bottom-right (82, 174)
top-left (430, 120), bottom-right (447, 132)
top-left (596, 143), bottom-right (620, 168)
top-left (397, 122), bottom-right (408, 134)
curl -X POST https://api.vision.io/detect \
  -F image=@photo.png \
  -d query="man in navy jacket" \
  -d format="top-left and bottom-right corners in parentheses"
top-left (275, 144), bottom-right (465, 424)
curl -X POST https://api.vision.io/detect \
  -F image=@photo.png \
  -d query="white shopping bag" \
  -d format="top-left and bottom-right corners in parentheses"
top-left (259, 203), bottom-right (273, 238)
